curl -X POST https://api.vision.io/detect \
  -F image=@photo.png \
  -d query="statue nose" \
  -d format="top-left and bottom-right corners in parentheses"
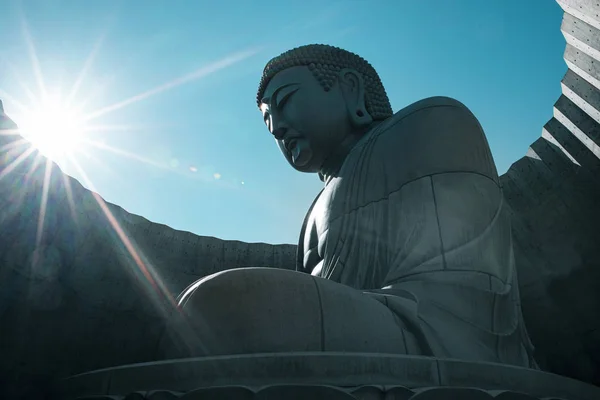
top-left (272, 126), bottom-right (288, 140)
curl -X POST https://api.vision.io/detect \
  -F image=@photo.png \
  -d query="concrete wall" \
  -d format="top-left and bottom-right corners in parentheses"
top-left (504, 0), bottom-right (600, 385)
top-left (0, 139), bottom-right (296, 398)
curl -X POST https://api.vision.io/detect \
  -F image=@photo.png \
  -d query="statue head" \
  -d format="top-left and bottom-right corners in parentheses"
top-left (257, 44), bottom-right (393, 173)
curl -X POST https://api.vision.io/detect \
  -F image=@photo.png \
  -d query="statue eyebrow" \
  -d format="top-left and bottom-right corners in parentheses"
top-left (261, 83), bottom-right (300, 109)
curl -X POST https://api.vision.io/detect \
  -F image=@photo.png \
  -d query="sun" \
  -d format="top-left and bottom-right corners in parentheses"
top-left (19, 95), bottom-right (85, 161)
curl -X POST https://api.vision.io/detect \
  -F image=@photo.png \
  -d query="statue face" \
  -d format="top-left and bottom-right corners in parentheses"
top-left (260, 66), bottom-right (354, 173)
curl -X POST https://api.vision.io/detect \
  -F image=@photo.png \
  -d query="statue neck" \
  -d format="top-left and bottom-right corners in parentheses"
top-left (319, 121), bottom-right (381, 184)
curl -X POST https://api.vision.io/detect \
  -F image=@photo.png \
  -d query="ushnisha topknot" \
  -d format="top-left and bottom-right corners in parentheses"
top-left (256, 44), bottom-right (393, 121)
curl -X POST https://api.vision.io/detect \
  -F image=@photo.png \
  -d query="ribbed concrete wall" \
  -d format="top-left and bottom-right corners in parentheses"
top-left (502, 0), bottom-right (600, 385)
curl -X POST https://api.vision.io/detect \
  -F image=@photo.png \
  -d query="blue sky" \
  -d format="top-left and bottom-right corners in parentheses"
top-left (0, 0), bottom-right (566, 245)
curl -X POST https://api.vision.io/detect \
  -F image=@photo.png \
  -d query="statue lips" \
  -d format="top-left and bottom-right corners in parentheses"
top-left (283, 133), bottom-right (303, 153)
top-left (283, 134), bottom-right (310, 166)
top-left (284, 138), bottom-right (298, 152)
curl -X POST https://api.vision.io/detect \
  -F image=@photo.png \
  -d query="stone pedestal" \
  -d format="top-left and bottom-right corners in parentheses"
top-left (56, 353), bottom-right (600, 399)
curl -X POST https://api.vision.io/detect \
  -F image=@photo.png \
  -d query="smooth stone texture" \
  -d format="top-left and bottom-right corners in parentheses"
top-left (547, 109), bottom-right (600, 174)
top-left (558, 0), bottom-right (600, 31)
top-left (57, 353), bottom-right (600, 400)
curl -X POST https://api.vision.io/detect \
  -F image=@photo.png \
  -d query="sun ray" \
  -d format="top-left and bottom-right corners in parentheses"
top-left (2, 59), bottom-right (40, 108)
top-left (1, 140), bottom-right (31, 166)
top-left (67, 155), bottom-right (177, 311)
top-left (24, 151), bottom-right (45, 181)
top-left (74, 74), bottom-right (116, 115)
top-left (83, 138), bottom-right (172, 170)
top-left (65, 33), bottom-right (107, 109)
top-left (70, 16), bottom-right (164, 114)
top-left (0, 146), bottom-right (36, 182)
top-left (34, 158), bottom-right (53, 262)
top-left (0, 139), bottom-right (28, 155)
top-left (0, 127), bottom-right (22, 138)
top-left (74, 145), bottom-right (124, 181)
top-left (19, 13), bottom-right (47, 101)
top-left (60, 172), bottom-right (79, 225)
top-left (81, 137), bottom-right (226, 183)
top-left (83, 47), bottom-right (263, 122)
top-left (82, 123), bottom-right (152, 133)
top-left (81, 138), bottom-right (232, 186)
top-left (0, 9), bottom-right (256, 323)
top-left (0, 89), bottom-right (32, 116)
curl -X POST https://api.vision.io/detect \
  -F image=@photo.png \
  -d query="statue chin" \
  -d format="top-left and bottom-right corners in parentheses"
top-left (289, 158), bottom-right (317, 173)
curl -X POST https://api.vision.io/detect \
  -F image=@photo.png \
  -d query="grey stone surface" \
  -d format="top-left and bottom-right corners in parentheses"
top-left (57, 353), bottom-right (600, 400)
top-left (550, 99), bottom-right (600, 173)
top-left (561, 11), bottom-right (600, 62)
top-left (558, 0), bottom-right (600, 30)
top-left (558, 97), bottom-right (600, 165)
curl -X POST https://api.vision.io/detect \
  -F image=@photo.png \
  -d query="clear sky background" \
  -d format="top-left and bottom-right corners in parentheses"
top-left (0, 0), bottom-right (566, 245)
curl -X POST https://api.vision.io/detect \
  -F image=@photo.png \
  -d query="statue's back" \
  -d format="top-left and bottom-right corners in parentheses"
top-left (299, 96), bottom-right (538, 367)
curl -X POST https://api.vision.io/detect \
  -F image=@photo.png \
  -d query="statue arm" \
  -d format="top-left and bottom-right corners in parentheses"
top-left (375, 97), bottom-right (507, 285)
top-left (320, 98), bottom-right (505, 288)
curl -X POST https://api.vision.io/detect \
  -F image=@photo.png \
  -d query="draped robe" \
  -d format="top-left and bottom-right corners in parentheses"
top-left (297, 96), bottom-right (537, 367)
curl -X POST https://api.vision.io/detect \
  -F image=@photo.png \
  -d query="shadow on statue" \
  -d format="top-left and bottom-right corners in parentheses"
top-left (159, 44), bottom-right (539, 370)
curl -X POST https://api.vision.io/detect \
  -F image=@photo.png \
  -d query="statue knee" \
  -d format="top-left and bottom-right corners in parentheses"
top-left (163, 267), bottom-right (408, 357)
top-left (168, 268), bottom-right (323, 356)
top-left (177, 267), bottom-right (312, 307)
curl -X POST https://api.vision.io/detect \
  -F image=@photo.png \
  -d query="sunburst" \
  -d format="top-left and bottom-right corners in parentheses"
top-left (0, 11), bottom-right (262, 317)
top-left (18, 93), bottom-right (84, 161)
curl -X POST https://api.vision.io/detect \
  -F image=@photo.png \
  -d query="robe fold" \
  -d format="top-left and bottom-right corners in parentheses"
top-left (298, 96), bottom-right (537, 368)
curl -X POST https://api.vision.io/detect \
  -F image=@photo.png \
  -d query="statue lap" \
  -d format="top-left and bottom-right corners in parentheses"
top-left (164, 267), bottom-right (420, 357)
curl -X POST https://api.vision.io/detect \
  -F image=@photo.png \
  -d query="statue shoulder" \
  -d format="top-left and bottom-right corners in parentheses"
top-left (371, 96), bottom-right (499, 184)
top-left (386, 96), bottom-right (475, 129)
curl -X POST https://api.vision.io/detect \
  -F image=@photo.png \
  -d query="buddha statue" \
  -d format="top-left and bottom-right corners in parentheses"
top-left (167, 44), bottom-right (537, 368)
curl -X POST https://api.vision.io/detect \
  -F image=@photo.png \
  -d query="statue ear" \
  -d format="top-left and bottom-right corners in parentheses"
top-left (338, 68), bottom-right (373, 128)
